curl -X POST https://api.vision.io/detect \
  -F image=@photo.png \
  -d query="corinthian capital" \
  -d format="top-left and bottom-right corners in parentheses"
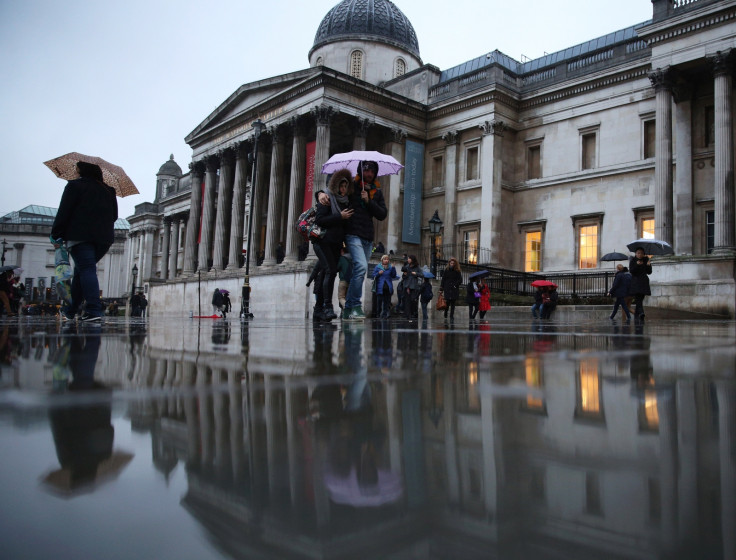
top-left (710, 50), bottom-right (733, 77)
top-left (311, 104), bottom-right (335, 125)
top-left (480, 120), bottom-right (507, 137)
top-left (648, 67), bottom-right (674, 91)
top-left (441, 130), bottom-right (459, 146)
top-left (389, 128), bottom-right (407, 144)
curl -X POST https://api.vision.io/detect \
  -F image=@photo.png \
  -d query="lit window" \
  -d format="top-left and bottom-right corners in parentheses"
top-left (350, 50), bottom-right (363, 79)
top-left (576, 357), bottom-right (604, 421)
top-left (525, 231), bottom-right (542, 272)
top-left (466, 146), bottom-right (479, 181)
top-left (463, 230), bottom-right (478, 264)
top-left (582, 132), bottom-right (597, 170)
top-left (641, 218), bottom-right (655, 239)
top-left (578, 225), bottom-right (598, 269)
top-left (395, 58), bottom-right (406, 77)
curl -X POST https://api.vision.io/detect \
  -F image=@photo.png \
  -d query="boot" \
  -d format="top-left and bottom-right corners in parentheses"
top-left (313, 306), bottom-right (325, 322)
top-left (323, 304), bottom-right (337, 321)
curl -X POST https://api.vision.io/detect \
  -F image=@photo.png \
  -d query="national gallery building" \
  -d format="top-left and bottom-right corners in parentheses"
top-left (127, 0), bottom-right (736, 317)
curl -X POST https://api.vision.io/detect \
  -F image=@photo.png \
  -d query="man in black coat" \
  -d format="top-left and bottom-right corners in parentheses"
top-left (607, 264), bottom-right (632, 320)
top-left (51, 162), bottom-right (118, 323)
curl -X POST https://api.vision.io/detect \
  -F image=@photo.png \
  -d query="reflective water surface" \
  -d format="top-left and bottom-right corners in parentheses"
top-left (0, 313), bottom-right (734, 559)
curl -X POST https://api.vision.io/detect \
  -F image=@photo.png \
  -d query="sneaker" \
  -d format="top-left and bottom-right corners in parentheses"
top-left (60, 310), bottom-right (75, 322)
top-left (78, 313), bottom-right (102, 323)
top-left (347, 306), bottom-right (365, 320)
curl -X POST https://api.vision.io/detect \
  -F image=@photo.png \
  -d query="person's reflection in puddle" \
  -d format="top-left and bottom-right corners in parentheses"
top-left (42, 333), bottom-right (132, 496)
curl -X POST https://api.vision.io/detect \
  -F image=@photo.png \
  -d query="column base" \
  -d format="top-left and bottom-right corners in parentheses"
top-left (712, 247), bottom-right (736, 256)
top-left (262, 258), bottom-right (278, 267)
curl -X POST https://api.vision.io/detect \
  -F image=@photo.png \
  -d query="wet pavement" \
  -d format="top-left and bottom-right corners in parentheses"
top-left (0, 311), bottom-right (734, 559)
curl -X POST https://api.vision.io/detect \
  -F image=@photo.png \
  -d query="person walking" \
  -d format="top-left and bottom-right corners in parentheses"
top-left (401, 255), bottom-right (422, 319)
top-left (372, 255), bottom-right (397, 319)
top-left (420, 274), bottom-right (433, 321)
top-left (607, 264), bottom-right (632, 320)
top-left (51, 161), bottom-right (118, 323)
top-left (439, 257), bottom-right (462, 321)
top-left (466, 279), bottom-right (480, 319)
top-left (313, 169), bottom-right (354, 321)
top-left (478, 278), bottom-right (491, 319)
top-left (321, 160), bottom-right (387, 320)
top-left (212, 288), bottom-right (224, 317)
top-left (629, 247), bottom-right (652, 320)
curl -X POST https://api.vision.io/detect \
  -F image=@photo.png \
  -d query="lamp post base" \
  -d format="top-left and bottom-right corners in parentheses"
top-left (240, 276), bottom-right (253, 320)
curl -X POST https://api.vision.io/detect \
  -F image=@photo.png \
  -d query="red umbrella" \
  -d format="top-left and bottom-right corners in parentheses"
top-left (530, 279), bottom-right (557, 288)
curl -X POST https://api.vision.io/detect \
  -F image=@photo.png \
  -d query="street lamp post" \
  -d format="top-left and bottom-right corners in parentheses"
top-left (428, 210), bottom-right (443, 276)
top-left (1, 239), bottom-right (7, 267)
top-left (241, 118), bottom-right (266, 320)
top-left (128, 264), bottom-right (138, 317)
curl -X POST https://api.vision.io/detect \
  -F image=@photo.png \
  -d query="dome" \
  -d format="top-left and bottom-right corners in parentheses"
top-left (311, 0), bottom-right (420, 59)
top-left (157, 154), bottom-right (182, 176)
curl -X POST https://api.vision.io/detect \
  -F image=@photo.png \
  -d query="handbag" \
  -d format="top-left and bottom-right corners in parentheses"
top-left (436, 293), bottom-right (448, 311)
top-left (296, 206), bottom-right (326, 242)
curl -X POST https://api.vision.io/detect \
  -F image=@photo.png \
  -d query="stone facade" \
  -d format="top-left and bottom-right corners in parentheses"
top-left (128, 0), bottom-right (736, 317)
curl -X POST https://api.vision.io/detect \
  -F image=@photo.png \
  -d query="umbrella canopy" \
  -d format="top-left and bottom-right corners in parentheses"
top-left (626, 238), bottom-right (674, 256)
top-left (44, 152), bottom-right (139, 198)
top-left (0, 265), bottom-right (19, 274)
top-left (469, 270), bottom-right (490, 280)
top-left (531, 279), bottom-right (557, 288)
top-left (600, 251), bottom-right (629, 262)
top-left (321, 150), bottom-right (404, 177)
top-left (219, 289), bottom-right (230, 294)
top-left (422, 270), bottom-right (435, 279)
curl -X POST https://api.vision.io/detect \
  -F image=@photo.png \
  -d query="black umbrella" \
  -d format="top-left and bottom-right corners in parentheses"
top-left (600, 251), bottom-right (629, 262)
top-left (0, 265), bottom-right (19, 274)
top-left (627, 238), bottom-right (674, 256)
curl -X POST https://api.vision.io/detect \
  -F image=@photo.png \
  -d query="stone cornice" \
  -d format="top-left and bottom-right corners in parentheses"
top-left (637, 2), bottom-right (736, 47)
top-left (428, 88), bottom-right (519, 120)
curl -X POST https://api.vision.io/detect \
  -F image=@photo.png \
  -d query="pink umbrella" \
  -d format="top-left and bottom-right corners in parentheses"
top-left (321, 150), bottom-right (404, 177)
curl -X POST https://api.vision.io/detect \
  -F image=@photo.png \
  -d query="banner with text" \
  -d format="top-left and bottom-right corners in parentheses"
top-left (402, 139), bottom-right (424, 244)
top-left (303, 141), bottom-right (316, 212)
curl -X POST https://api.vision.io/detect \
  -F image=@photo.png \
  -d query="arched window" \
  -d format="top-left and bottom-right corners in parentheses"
top-left (350, 50), bottom-right (363, 79)
top-left (315, 56), bottom-right (323, 67)
top-left (395, 58), bottom-right (406, 77)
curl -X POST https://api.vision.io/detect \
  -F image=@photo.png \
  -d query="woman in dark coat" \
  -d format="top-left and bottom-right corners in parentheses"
top-left (628, 248), bottom-right (652, 320)
top-left (439, 257), bottom-right (462, 320)
top-left (400, 255), bottom-right (422, 319)
top-left (313, 168), bottom-right (354, 321)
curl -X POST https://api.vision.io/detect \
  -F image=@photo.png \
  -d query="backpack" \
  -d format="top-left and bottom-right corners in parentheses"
top-left (296, 206), bottom-right (326, 242)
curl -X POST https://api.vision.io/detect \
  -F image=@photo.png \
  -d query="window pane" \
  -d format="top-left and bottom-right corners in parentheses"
top-left (432, 156), bottom-right (443, 188)
top-left (582, 133), bottom-right (596, 169)
top-left (579, 358), bottom-right (600, 415)
top-left (528, 145), bottom-right (541, 179)
top-left (644, 120), bottom-right (656, 159)
top-left (466, 147), bottom-right (478, 181)
top-left (578, 225), bottom-right (598, 269)
top-left (641, 218), bottom-right (655, 239)
top-left (350, 51), bottom-right (362, 79)
top-left (525, 231), bottom-right (542, 272)
top-left (706, 210), bottom-right (715, 254)
top-left (464, 230), bottom-right (478, 264)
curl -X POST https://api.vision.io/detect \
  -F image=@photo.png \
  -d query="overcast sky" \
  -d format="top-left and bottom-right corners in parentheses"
top-left (0, 0), bottom-right (653, 220)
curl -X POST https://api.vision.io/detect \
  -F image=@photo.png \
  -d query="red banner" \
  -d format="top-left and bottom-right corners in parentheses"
top-left (197, 179), bottom-right (205, 243)
top-left (303, 141), bottom-right (316, 212)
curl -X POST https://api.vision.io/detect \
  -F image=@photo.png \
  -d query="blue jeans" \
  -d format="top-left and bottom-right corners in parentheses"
top-left (345, 235), bottom-right (373, 309)
top-left (69, 242), bottom-right (109, 317)
top-left (531, 303), bottom-right (542, 318)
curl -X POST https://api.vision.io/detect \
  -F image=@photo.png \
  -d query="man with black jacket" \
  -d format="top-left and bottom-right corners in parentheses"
top-left (51, 161), bottom-right (118, 323)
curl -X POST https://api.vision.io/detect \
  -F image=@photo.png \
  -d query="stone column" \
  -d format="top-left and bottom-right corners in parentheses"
top-left (479, 372), bottom-right (499, 518)
top-left (168, 218), bottom-right (181, 278)
top-left (649, 68), bottom-right (674, 245)
top-left (251, 145), bottom-right (269, 264)
top-left (479, 120), bottom-right (507, 263)
top-left (442, 130), bottom-right (460, 249)
top-left (198, 156), bottom-right (219, 271)
top-left (136, 229), bottom-right (145, 279)
top-left (384, 128), bottom-right (406, 252)
top-left (353, 117), bottom-right (371, 151)
top-left (263, 127), bottom-right (286, 266)
top-left (227, 143), bottom-right (250, 270)
top-left (284, 118), bottom-right (307, 263)
top-left (183, 162), bottom-right (205, 274)
top-left (159, 218), bottom-right (171, 280)
top-left (311, 105), bottom-right (334, 191)
top-left (212, 149), bottom-right (235, 271)
top-left (674, 84), bottom-right (693, 254)
top-left (142, 227), bottom-right (156, 281)
top-left (676, 381), bottom-right (697, 538)
top-left (712, 51), bottom-right (735, 254)
top-left (125, 232), bottom-right (135, 289)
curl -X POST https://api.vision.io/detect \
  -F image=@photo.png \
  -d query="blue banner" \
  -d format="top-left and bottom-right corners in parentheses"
top-left (402, 140), bottom-right (424, 244)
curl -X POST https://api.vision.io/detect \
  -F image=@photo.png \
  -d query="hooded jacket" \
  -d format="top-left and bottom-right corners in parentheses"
top-left (315, 168), bottom-right (352, 245)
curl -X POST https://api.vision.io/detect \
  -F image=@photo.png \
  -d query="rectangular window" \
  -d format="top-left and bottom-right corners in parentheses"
top-left (527, 145), bottom-right (541, 180)
top-left (463, 229), bottom-right (479, 264)
top-left (705, 105), bottom-right (715, 147)
top-left (706, 210), bottom-right (715, 254)
top-left (525, 231), bottom-right (542, 272)
top-left (466, 146), bottom-right (479, 181)
top-left (578, 225), bottom-right (598, 269)
top-left (576, 357), bottom-right (604, 421)
top-left (643, 120), bottom-right (656, 159)
top-left (432, 155), bottom-right (444, 188)
top-left (641, 218), bottom-right (655, 239)
top-left (582, 133), bottom-right (597, 170)
top-left (525, 357), bottom-right (544, 410)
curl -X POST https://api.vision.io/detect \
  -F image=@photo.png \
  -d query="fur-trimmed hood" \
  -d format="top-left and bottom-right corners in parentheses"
top-left (328, 168), bottom-right (354, 195)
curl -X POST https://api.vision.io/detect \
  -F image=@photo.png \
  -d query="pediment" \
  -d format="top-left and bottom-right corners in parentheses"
top-left (186, 67), bottom-right (319, 147)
